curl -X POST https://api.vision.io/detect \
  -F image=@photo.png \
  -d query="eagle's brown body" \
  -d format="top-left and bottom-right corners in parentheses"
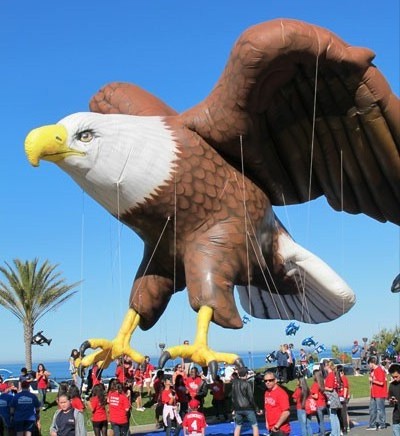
top-left (124, 119), bottom-right (279, 331)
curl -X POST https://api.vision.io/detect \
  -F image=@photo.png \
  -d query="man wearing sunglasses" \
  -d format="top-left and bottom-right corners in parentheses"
top-left (263, 372), bottom-right (290, 436)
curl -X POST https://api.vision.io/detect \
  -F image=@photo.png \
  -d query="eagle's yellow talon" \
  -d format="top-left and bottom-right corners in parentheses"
top-left (79, 309), bottom-right (144, 370)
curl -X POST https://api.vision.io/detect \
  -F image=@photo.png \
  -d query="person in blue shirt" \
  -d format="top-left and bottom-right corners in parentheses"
top-left (0, 390), bottom-right (14, 435)
top-left (10, 381), bottom-right (40, 436)
top-left (351, 340), bottom-right (362, 373)
top-left (17, 369), bottom-right (33, 392)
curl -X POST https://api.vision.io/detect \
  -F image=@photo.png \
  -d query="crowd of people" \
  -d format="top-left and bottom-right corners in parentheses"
top-left (1, 337), bottom-right (400, 436)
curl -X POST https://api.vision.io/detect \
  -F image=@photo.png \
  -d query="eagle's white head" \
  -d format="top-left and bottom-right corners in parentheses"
top-left (25, 112), bottom-right (178, 216)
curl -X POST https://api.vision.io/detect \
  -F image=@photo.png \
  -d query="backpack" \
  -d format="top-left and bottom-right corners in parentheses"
top-left (305, 395), bottom-right (317, 415)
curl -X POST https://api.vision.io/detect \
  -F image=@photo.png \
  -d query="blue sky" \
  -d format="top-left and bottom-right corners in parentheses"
top-left (0, 0), bottom-right (399, 364)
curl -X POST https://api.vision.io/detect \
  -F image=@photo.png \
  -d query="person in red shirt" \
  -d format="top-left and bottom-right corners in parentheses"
top-left (69, 385), bottom-right (85, 412)
top-left (263, 371), bottom-right (290, 436)
top-left (182, 399), bottom-right (207, 436)
top-left (153, 370), bottom-right (165, 428)
top-left (337, 365), bottom-right (350, 433)
top-left (209, 375), bottom-right (227, 420)
top-left (175, 374), bottom-right (189, 418)
top-left (162, 378), bottom-right (182, 436)
top-left (132, 367), bottom-right (145, 411)
top-left (142, 356), bottom-right (155, 397)
top-left (91, 364), bottom-right (102, 388)
top-left (107, 379), bottom-right (131, 436)
top-left (310, 370), bottom-right (327, 436)
top-left (292, 376), bottom-right (313, 436)
top-left (324, 362), bottom-right (342, 436)
top-left (87, 384), bottom-right (108, 436)
top-left (0, 376), bottom-right (11, 393)
top-left (35, 363), bottom-right (50, 410)
top-left (367, 356), bottom-right (387, 430)
top-left (185, 367), bottom-right (207, 408)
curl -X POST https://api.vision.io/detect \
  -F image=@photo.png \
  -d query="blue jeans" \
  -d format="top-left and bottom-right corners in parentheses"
top-left (329, 408), bottom-right (341, 436)
top-left (38, 388), bottom-right (47, 407)
top-left (316, 406), bottom-right (326, 436)
top-left (111, 422), bottom-right (129, 436)
top-left (393, 422), bottom-right (400, 436)
top-left (369, 397), bottom-right (386, 428)
top-left (296, 409), bottom-right (312, 436)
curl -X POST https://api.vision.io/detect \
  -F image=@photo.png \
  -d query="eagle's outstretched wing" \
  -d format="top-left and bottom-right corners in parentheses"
top-left (181, 19), bottom-right (400, 224)
top-left (90, 19), bottom-right (399, 225)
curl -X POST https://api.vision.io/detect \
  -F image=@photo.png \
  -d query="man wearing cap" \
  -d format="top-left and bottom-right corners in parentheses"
top-left (351, 340), bottom-right (362, 372)
top-left (232, 367), bottom-right (260, 436)
top-left (182, 399), bottom-right (207, 436)
top-left (263, 371), bottom-right (290, 436)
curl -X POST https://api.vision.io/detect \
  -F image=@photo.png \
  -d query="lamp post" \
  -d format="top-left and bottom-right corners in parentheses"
top-left (362, 337), bottom-right (368, 361)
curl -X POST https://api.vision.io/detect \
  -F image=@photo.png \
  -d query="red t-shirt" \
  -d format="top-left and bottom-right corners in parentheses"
top-left (371, 365), bottom-right (387, 399)
top-left (0, 382), bottom-right (9, 392)
top-left (108, 391), bottom-right (130, 424)
top-left (161, 388), bottom-right (176, 405)
top-left (36, 372), bottom-right (48, 389)
top-left (115, 365), bottom-right (133, 384)
top-left (292, 387), bottom-right (303, 410)
top-left (264, 385), bottom-right (291, 434)
top-left (310, 382), bottom-right (326, 408)
top-left (90, 396), bottom-right (107, 422)
top-left (91, 366), bottom-right (102, 387)
top-left (324, 372), bottom-right (339, 390)
top-left (210, 381), bottom-right (224, 401)
top-left (144, 363), bottom-right (154, 379)
top-left (338, 375), bottom-right (350, 399)
top-left (185, 376), bottom-right (202, 398)
top-left (183, 410), bottom-right (207, 434)
top-left (71, 396), bottom-right (85, 411)
top-left (134, 369), bottom-right (144, 387)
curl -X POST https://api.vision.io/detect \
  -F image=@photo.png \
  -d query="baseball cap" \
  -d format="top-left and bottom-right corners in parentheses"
top-left (189, 399), bottom-right (200, 409)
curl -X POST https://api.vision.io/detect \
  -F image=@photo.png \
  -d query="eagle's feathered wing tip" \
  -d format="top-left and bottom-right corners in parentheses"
top-left (237, 232), bottom-right (355, 324)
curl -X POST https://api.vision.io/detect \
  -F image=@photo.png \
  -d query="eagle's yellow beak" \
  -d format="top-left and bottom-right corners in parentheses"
top-left (24, 124), bottom-right (85, 167)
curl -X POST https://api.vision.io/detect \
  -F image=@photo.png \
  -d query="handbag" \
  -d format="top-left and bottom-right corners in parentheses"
top-left (325, 389), bottom-right (342, 409)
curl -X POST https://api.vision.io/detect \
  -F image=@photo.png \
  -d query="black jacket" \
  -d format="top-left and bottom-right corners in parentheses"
top-left (231, 378), bottom-right (257, 411)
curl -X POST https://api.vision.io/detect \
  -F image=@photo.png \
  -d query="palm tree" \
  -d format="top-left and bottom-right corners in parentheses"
top-left (0, 258), bottom-right (79, 370)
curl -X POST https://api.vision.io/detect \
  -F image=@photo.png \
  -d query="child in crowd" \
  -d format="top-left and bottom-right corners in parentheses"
top-left (87, 384), bottom-right (108, 436)
top-left (182, 399), bottom-right (207, 436)
top-left (69, 385), bottom-right (85, 411)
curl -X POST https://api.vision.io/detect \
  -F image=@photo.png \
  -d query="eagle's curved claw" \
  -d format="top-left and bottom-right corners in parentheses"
top-left (78, 308), bottom-right (145, 370)
top-left (159, 351), bottom-right (172, 369)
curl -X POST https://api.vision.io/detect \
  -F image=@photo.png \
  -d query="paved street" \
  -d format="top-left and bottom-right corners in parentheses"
top-left (128, 397), bottom-right (394, 435)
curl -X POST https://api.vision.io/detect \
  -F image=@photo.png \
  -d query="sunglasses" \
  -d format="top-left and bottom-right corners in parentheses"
top-left (264, 378), bottom-right (276, 382)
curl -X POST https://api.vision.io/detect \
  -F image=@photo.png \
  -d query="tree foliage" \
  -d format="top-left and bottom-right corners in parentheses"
top-left (0, 258), bottom-right (79, 369)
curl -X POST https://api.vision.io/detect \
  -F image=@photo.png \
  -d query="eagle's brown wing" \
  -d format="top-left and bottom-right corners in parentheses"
top-left (90, 81), bottom-right (178, 116)
top-left (181, 18), bottom-right (400, 224)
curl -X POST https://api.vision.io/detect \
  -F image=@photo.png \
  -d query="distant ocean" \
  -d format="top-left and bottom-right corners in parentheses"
top-left (0, 348), bottom-right (350, 380)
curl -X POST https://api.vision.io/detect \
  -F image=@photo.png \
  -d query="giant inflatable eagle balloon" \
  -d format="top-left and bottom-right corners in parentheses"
top-left (25, 19), bottom-right (399, 375)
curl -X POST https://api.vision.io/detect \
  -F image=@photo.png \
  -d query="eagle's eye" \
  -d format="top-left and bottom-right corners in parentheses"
top-left (77, 130), bottom-right (93, 143)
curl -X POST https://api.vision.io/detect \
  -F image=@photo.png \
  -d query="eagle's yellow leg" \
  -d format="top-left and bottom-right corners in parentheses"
top-left (80, 308), bottom-right (145, 369)
top-left (160, 306), bottom-right (242, 373)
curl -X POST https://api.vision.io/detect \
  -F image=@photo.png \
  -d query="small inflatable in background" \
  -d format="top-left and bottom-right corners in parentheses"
top-left (285, 321), bottom-right (300, 336)
top-left (31, 331), bottom-right (52, 346)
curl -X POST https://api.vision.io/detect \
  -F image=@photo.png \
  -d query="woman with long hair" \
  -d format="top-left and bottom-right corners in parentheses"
top-left (310, 370), bottom-right (327, 436)
top-left (324, 362), bottom-right (342, 436)
top-left (107, 380), bottom-right (131, 436)
top-left (35, 363), bottom-right (50, 410)
top-left (174, 374), bottom-right (189, 418)
top-left (292, 376), bottom-right (313, 436)
top-left (336, 365), bottom-right (350, 433)
top-left (87, 384), bottom-right (108, 436)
